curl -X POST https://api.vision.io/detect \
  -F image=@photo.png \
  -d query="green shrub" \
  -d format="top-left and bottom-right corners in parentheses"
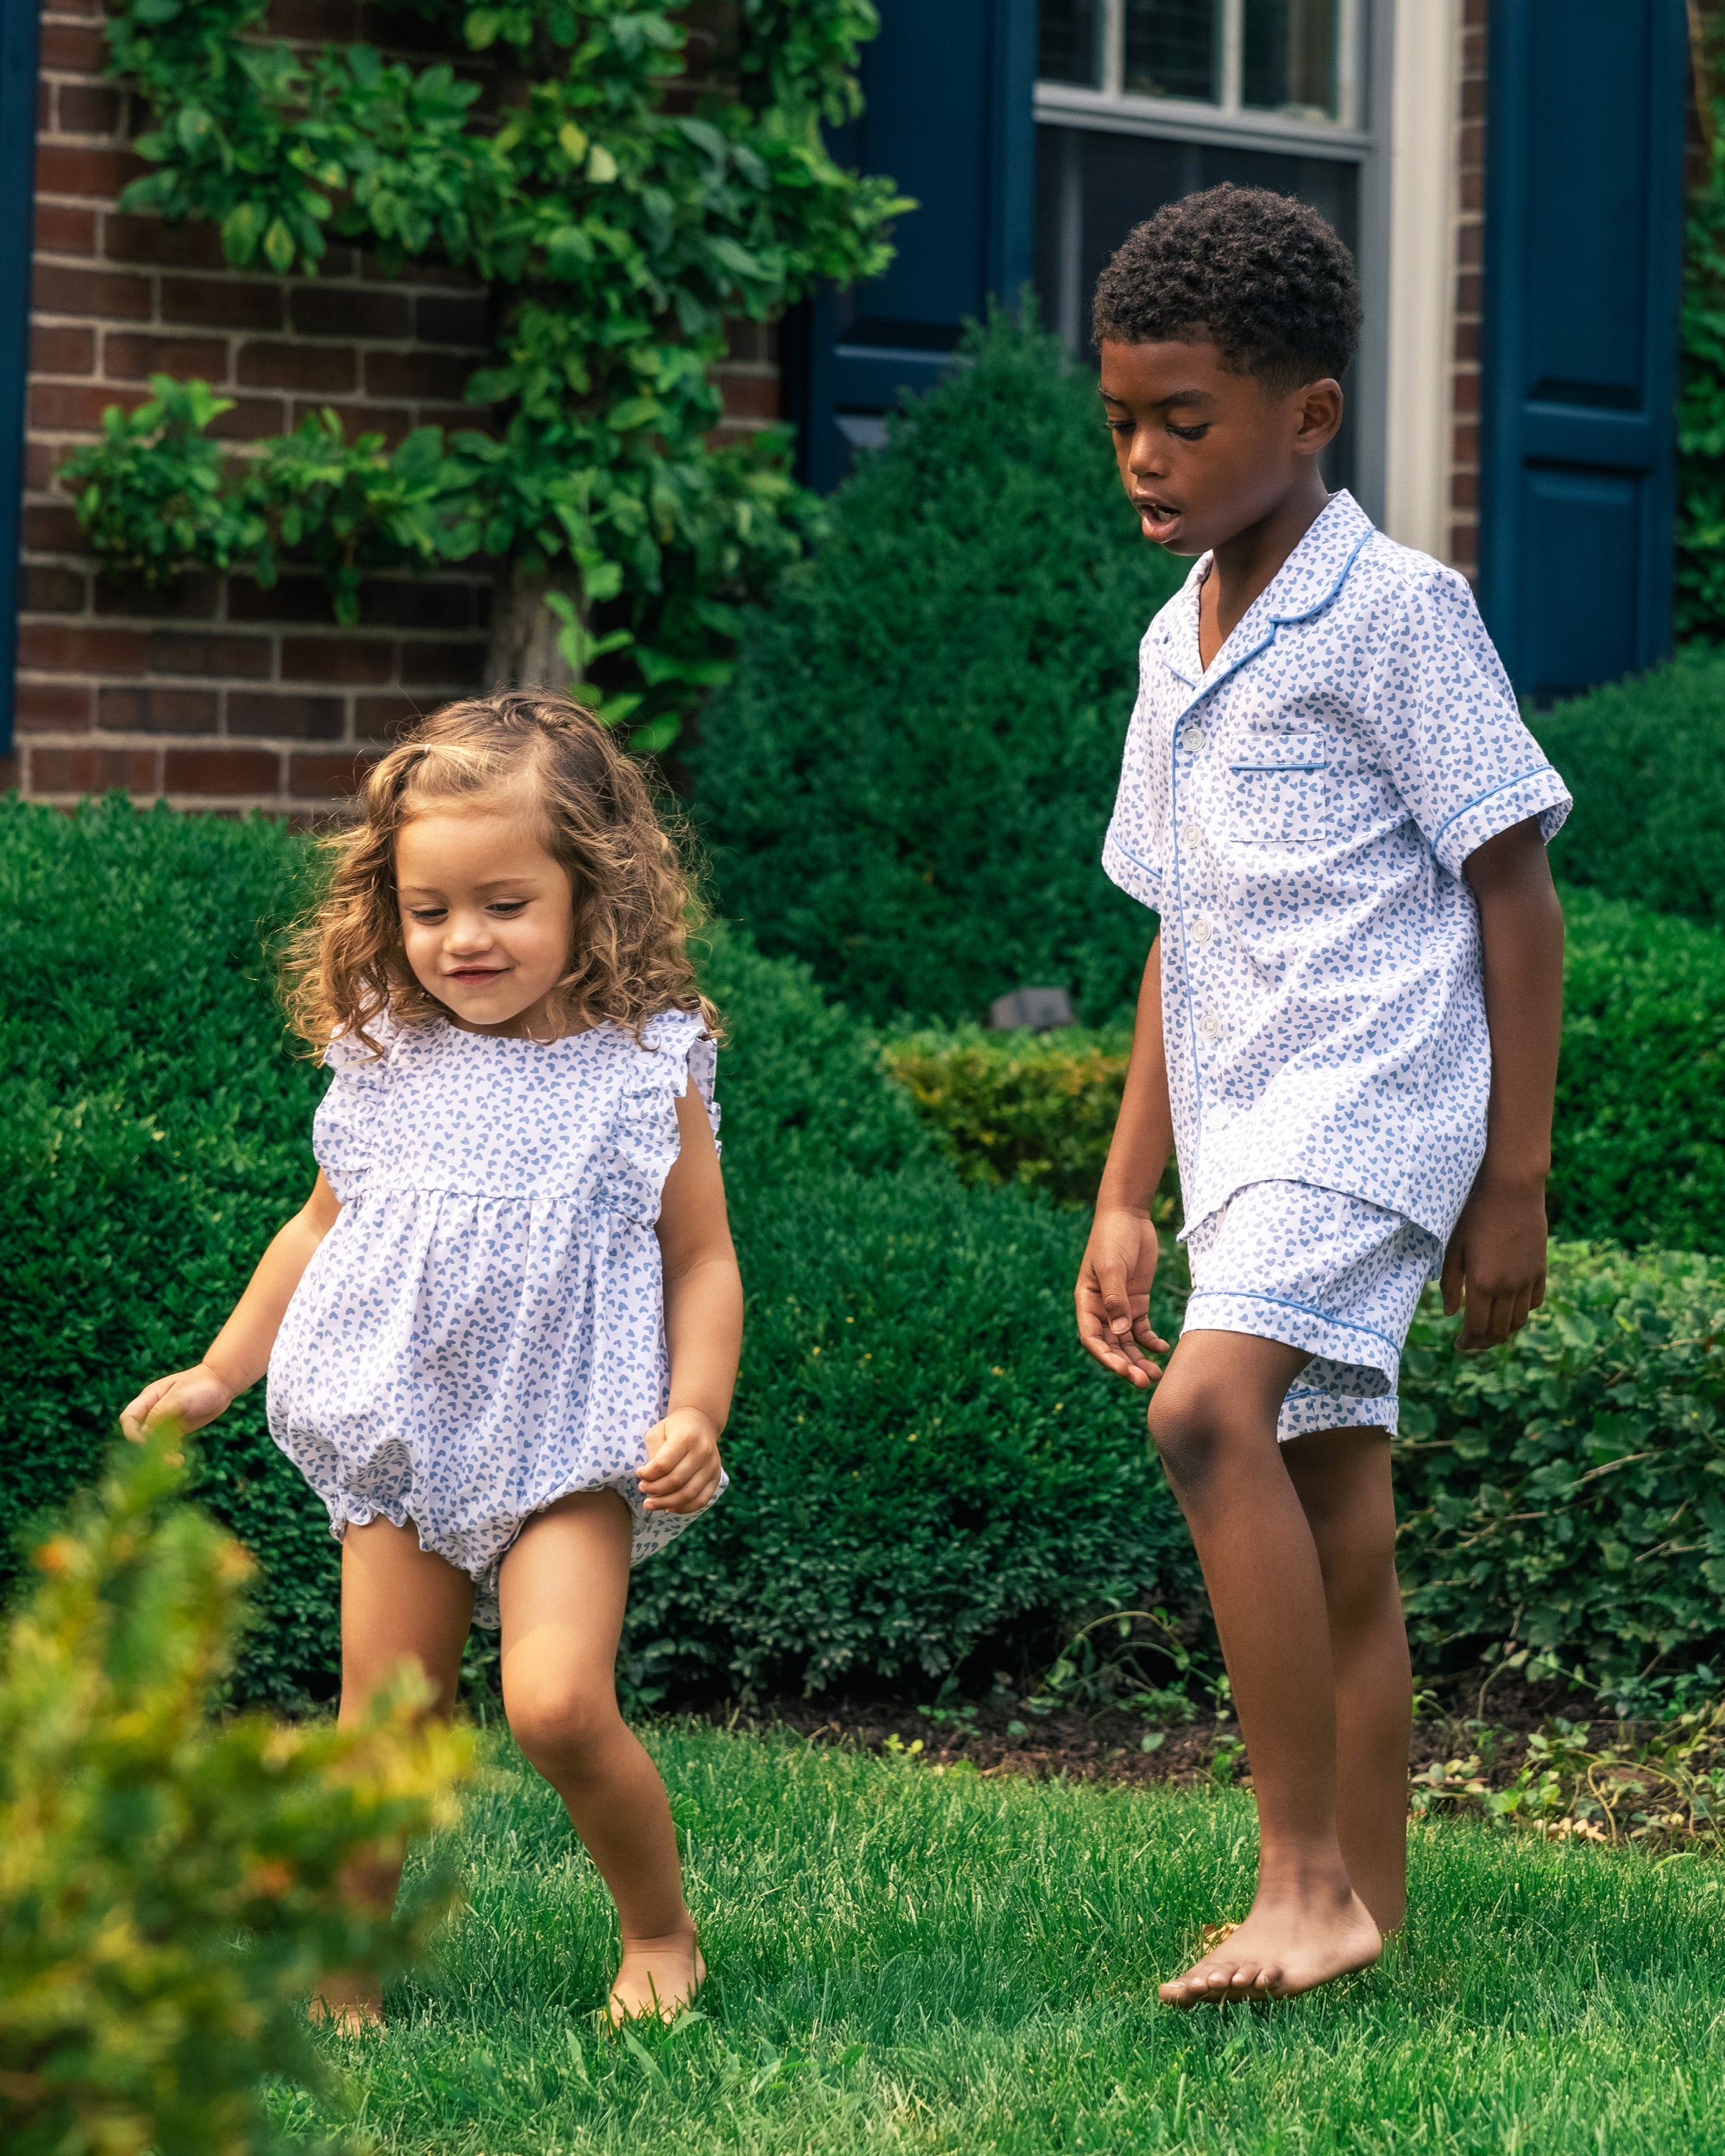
top-left (10, 802), bottom-right (1725, 1714)
top-left (0, 1427), bottom-right (472, 2156)
top-left (1552, 888), bottom-right (1725, 1252)
top-left (1530, 647), bottom-right (1725, 929)
top-left (870, 889), bottom-right (1725, 1258)
top-left (1397, 1243), bottom-right (1725, 1712)
top-left (883, 1023), bottom-right (1180, 1219)
top-left (0, 800), bottom-right (1200, 1705)
top-left (691, 313), bottom-right (1184, 1028)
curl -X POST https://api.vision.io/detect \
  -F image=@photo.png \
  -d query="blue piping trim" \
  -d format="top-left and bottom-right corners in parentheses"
top-left (1430, 764), bottom-right (1561, 852)
top-left (1183, 1287), bottom-right (1401, 1358)
top-left (1228, 761), bottom-right (1328, 774)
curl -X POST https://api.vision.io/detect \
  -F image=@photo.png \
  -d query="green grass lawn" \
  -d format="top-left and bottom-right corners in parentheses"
top-left (276, 1723), bottom-right (1725, 2155)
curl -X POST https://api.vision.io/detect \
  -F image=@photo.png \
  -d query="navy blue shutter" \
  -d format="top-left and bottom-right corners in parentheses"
top-left (0, 0), bottom-right (41, 758)
top-left (1478, 0), bottom-right (1686, 699)
top-left (791, 0), bottom-right (1037, 492)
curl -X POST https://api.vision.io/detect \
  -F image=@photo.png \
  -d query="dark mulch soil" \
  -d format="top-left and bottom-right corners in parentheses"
top-left (711, 1675), bottom-right (1620, 1793)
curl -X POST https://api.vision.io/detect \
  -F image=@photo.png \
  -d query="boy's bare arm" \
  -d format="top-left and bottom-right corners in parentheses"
top-left (1445, 817), bottom-right (1565, 1350)
top-left (1077, 937), bottom-right (1174, 1387)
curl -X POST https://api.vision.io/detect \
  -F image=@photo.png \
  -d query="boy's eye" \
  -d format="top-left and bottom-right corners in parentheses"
top-left (1168, 423), bottom-right (1209, 442)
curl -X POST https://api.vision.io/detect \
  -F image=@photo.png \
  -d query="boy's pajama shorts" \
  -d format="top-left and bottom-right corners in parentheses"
top-left (1180, 1181), bottom-right (1442, 1442)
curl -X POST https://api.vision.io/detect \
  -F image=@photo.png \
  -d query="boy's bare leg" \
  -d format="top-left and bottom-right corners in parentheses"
top-left (318, 1516), bottom-right (475, 2033)
top-left (1148, 1330), bottom-right (1381, 2004)
top-left (1282, 1426), bottom-right (1410, 1933)
top-left (498, 1491), bottom-right (702, 2024)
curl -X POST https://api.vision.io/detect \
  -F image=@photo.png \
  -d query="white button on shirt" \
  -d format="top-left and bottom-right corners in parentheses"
top-left (1102, 490), bottom-right (1571, 1248)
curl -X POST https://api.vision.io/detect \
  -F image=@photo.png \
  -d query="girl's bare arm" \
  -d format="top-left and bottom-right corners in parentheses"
top-left (119, 1173), bottom-right (343, 1439)
top-left (640, 1086), bottom-right (743, 1514)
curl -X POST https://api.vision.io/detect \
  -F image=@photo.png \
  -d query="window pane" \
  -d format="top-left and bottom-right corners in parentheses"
top-left (1039, 0), bottom-right (1104, 88)
top-left (1123, 0), bottom-right (1220, 105)
top-left (1243, 0), bottom-right (1340, 121)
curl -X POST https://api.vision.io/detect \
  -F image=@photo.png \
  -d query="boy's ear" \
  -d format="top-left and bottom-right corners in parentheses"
top-left (1291, 377), bottom-right (1344, 456)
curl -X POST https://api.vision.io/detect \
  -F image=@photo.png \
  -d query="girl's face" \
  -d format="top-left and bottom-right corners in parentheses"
top-left (395, 802), bottom-right (577, 1038)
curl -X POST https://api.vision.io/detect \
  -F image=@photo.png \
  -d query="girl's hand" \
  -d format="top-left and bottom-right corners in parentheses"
top-left (639, 1408), bottom-right (723, 1514)
top-left (119, 1363), bottom-right (235, 1443)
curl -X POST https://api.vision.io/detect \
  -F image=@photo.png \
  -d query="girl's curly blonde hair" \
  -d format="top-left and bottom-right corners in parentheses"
top-left (282, 691), bottom-right (716, 1056)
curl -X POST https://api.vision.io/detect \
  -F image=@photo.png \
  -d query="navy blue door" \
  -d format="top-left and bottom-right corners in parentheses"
top-left (791, 0), bottom-right (1037, 492)
top-left (1478, 0), bottom-right (1686, 699)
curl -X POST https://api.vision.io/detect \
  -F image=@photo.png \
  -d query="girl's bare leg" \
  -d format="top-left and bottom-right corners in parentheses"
top-left (1147, 1330), bottom-right (1381, 2004)
top-left (1282, 1425), bottom-right (1411, 1933)
top-left (316, 1516), bottom-right (474, 2032)
top-left (497, 1490), bottom-right (699, 2022)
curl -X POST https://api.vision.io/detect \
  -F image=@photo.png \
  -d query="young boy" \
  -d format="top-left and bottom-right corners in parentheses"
top-left (1077, 185), bottom-right (1568, 2004)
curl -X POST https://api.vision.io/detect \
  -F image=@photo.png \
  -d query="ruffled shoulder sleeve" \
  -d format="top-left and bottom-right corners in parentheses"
top-left (313, 1009), bottom-right (398, 1201)
top-left (636, 1006), bottom-right (719, 1142)
top-left (604, 1007), bottom-right (720, 1224)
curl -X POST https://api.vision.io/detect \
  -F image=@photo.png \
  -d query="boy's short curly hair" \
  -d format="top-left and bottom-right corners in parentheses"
top-left (1092, 183), bottom-right (1361, 392)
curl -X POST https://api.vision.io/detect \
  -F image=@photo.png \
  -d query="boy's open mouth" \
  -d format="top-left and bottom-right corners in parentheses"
top-left (1133, 496), bottom-right (1182, 538)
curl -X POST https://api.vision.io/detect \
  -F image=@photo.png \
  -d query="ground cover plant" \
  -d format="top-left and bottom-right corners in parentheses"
top-left (692, 313), bottom-right (1185, 1026)
top-left (260, 1720), bottom-right (1725, 2155)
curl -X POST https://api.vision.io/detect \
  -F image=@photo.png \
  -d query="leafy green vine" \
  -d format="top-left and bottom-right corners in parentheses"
top-left (64, 1), bottom-right (908, 747)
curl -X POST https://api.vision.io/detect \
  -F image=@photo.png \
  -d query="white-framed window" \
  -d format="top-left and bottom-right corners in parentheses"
top-left (1033, 0), bottom-right (1385, 505)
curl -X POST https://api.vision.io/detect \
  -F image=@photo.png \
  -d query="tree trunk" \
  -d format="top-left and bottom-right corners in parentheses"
top-left (486, 560), bottom-right (581, 693)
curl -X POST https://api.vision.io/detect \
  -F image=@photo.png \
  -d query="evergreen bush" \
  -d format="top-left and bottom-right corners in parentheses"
top-left (1532, 648), bottom-right (1725, 929)
top-left (691, 313), bottom-right (1185, 1027)
top-left (8, 803), bottom-right (1725, 1710)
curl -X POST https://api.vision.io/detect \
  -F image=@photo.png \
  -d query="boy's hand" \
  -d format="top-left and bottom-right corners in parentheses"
top-left (119, 1363), bottom-right (235, 1442)
top-left (1076, 1205), bottom-right (1171, 1388)
top-left (1440, 1175), bottom-right (1548, 1350)
top-left (640, 1407), bottom-right (724, 1514)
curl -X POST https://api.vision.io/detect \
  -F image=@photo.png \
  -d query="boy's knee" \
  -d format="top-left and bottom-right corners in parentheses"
top-left (1148, 1370), bottom-right (1238, 1493)
top-left (505, 1672), bottom-right (618, 1771)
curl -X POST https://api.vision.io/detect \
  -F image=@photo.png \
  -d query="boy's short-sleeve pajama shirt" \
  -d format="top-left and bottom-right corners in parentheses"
top-left (1103, 491), bottom-right (1570, 1439)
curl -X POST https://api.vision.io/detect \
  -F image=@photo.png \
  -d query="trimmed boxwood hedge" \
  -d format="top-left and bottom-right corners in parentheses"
top-left (1532, 645), bottom-right (1725, 930)
top-left (0, 800), bottom-right (1197, 1704)
top-left (6, 801), bottom-right (1724, 1710)
top-left (691, 313), bottom-right (1184, 1028)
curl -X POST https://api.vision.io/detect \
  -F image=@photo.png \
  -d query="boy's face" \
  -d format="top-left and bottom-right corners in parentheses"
top-left (1097, 336), bottom-right (1341, 557)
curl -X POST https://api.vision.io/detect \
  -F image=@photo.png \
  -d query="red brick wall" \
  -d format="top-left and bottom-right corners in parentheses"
top-left (12, 1), bottom-right (782, 812)
top-left (1447, 0), bottom-right (1486, 581)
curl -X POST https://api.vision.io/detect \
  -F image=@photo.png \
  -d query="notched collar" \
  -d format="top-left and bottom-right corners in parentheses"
top-left (1154, 490), bottom-right (1374, 699)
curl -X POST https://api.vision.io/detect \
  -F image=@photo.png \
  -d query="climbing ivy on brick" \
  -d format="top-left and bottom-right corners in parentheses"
top-left (62, 0), bottom-right (905, 748)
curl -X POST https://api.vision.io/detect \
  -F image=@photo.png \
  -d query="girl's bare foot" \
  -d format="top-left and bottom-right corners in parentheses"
top-left (606, 1926), bottom-right (704, 2025)
top-left (308, 1971), bottom-right (386, 2037)
top-left (1160, 1881), bottom-right (1380, 2006)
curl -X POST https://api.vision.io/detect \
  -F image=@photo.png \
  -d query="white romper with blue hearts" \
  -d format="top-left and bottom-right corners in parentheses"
top-left (266, 1005), bottom-right (721, 1621)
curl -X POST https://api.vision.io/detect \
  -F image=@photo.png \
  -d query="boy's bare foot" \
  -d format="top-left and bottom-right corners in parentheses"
top-left (308, 1972), bottom-right (385, 2037)
top-left (606, 1926), bottom-right (704, 2026)
top-left (1160, 1883), bottom-right (1380, 2006)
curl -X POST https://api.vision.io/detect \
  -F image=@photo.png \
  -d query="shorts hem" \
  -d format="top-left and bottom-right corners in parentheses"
top-left (1276, 1386), bottom-right (1400, 1442)
top-left (1181, 1287), bottom-right (1400, 1391)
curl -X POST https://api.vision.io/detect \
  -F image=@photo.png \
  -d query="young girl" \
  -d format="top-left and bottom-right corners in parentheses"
top-left (120, 692), bottom-right (742, 2029)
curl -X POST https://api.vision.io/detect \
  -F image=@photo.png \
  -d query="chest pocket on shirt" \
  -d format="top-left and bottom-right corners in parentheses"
top-left (1222, 734), bottom-right (1346, 846)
